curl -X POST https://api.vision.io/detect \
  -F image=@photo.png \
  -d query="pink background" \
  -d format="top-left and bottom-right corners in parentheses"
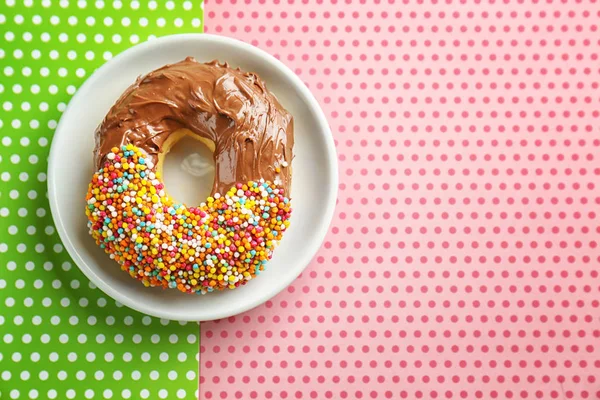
top-left (201, 1), bottom-right (600, 398)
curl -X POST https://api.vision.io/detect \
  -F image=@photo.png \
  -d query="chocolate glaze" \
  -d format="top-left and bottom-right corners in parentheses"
top-left (94, 57), bottom-right (294, 195)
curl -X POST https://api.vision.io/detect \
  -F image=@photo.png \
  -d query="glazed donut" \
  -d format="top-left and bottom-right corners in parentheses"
top-left (85, 58), bottom-right (294, 294)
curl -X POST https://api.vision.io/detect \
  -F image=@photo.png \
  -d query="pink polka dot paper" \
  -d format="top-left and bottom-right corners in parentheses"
top-left (201, 1), bottom-right (600, 399)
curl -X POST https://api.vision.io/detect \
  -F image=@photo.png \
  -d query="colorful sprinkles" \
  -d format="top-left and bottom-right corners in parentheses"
top-left (85, 145), bottom-right (292, 294)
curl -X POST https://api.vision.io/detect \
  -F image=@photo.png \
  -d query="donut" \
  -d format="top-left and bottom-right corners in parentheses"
top-left (85, 58), bottom-right (294, 294)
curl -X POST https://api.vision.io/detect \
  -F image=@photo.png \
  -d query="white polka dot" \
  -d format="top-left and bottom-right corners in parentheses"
top-left (40, 334), bottom-right (50, 343)
top-left (78, 334), bottom-right (87, 344)
top-left (165, 0), bottom-right (174, 9)
top-left (50, 15), bottom-right (59, 25)
top-left (103, 389), bottom-right (113, 399)
top-left (66, 389), bottom-right (75, 399)
top-left (21, 371), bottom-right (31, 380)
top-left (78, 0), bottom-right (87, 8)
top-left (132, 333), bottom-right (142, 344)
top-left (28, 190), bottom-right (37, 199)
top-left (87, 316), bottom-right (96, 325)
top-left (94, 0), bottom-right (104, 8)
top-left (69, 316), bottom-right (78, 325)
top-left (8, 225), bottom-right (17, 234)
top-left (104, 352), bottom-right (114, 362)
top-left (192, 18), bottom-right (201, 28)
top-left (15, 279), bottom-right (24, 289)
top-left (160, 352), bottom-right (169, 362)
top-left (39, 371), bottom-right (49, 381)
top-left (158, 389), bottom-right (168, 399)
top-left (142, 316), bottom-right (152, 325)
top-left (187, 334), bottom-right (196, 343)
top-left (19, 172), bottom-right (28, 181)
top-left (148, 0), bottom-right (157, 9)
top-left (41, 32), bottom-right (50, 42)
top-left (21, 101), bottom-right (30, 111)
top-left (86, 352), bottom-right (95, 362)
top-left (150, 370), bottom-right (159, 380)
top-left (140, 389), bottom-right (149, 399)
top-left (1, 371), bottom-right (10, 380)
top-left (123, 352), bottom-right (132, 362)
top-left (30, 351), bottom-right (39, 361)
top-left (29, 120), bottom-right (39, 129)
top-left (13, 315), bottom-right (23, 325)
top-left (23, 297), bottom-right (33, 307)
top-left (50, 353), bottom-right (60, 362)
top-left (129, 34), bottom-right (139, 44)
top-left (22, 32), bottom-right (32, 41)
top-left (103, 51), bottom-right (112, 60)
top-left (38, 137), bottom-right (49, 146)
top-left (75, 370), bottom-right (85, 379)
top-left (176, 389), bottom-right (186, 399)
top-left (141, 352), bottom-right (150, 362)
top-left (174, 18), bottom-right (183, 27)
top-left (34, 243), bottom-right (44, 252)
top-left (113, 370), bottom-right (123, 380)
top-left (60, 298), bottom-right (70, 307)
top-left (50, 316), bottom-right (60, 325)
top-left (139, 17), bottom-right (148, 27)
top-left (168, 370), bottom-right (178, 380)
top-left (4, 31), bottom-right (15, 41)
top-left (48, 390), bottom-right (57, 399)
top-left (5, 297), bottom-right (15, 307)
top-left (42, 298), bottom-right (51, 307)
top-left (32, 315), bottom-right (41, 325)
top-left (0, 208), bottom-right (8, 217)
top-left (0, 244), bottom-right (8, 252)
top-left (121, 389), bottom-right (131, 399)
top-left (104, 16), bottom-right (113, 26)
top-left (76, 33), bottom-right (86, 43)
top-left (86, 16), bottom-right (95, 25)
top-left (157, 17), bottom-right (166, 27)
top-left (37, 172), bottom-right (47, 181)
top-left (94, 33), bottom-right (104, 43)
top-left (9, 189), bottom-right (18, 199)
top-left (183, 1), bottom-right (192, 10)
top-left (84, 390), bottom-right (94, 399)
top-left (43, 261), bottom-right (52, 270)
top-left (112, 34), bottom-right (121, 43)
top-left (25, 261), bottom-right (34, 270)
top-left (16, 243), bottom-right (26, 253)
top-left (130, 0), bottom-right (139, 8)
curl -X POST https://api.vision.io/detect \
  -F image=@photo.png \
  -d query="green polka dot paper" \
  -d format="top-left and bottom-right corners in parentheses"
top-left (0, 1), bottom-right (203, 399)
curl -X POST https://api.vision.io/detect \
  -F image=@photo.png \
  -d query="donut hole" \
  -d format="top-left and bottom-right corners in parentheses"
top-left (161, 131), bottom-right (215, 206)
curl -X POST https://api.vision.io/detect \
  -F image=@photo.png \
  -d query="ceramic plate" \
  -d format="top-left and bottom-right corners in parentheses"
top-left (48, 34), bottom-right (337, 321)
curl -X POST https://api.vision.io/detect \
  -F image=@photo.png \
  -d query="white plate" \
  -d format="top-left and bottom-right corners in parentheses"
top-left (48, 34), bottom-right (337, 321)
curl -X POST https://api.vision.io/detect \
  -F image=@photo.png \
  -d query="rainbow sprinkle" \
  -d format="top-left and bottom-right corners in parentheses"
top-left (85, 145), bottom-right (292, 294)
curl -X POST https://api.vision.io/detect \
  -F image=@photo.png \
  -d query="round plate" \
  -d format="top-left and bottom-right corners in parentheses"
top-left (48, 34), bottom-right (338, 321)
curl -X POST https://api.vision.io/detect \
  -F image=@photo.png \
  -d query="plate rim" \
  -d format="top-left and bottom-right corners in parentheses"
top-left (47, 33), bottom-right (338, 321)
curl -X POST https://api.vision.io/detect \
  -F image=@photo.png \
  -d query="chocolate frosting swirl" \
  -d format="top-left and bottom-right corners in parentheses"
top-left (94, 57), bottom-right (294, 195)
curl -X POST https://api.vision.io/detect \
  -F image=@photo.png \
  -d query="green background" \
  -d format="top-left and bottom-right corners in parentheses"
top-left (0, 1), bottom-right (203, 399)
